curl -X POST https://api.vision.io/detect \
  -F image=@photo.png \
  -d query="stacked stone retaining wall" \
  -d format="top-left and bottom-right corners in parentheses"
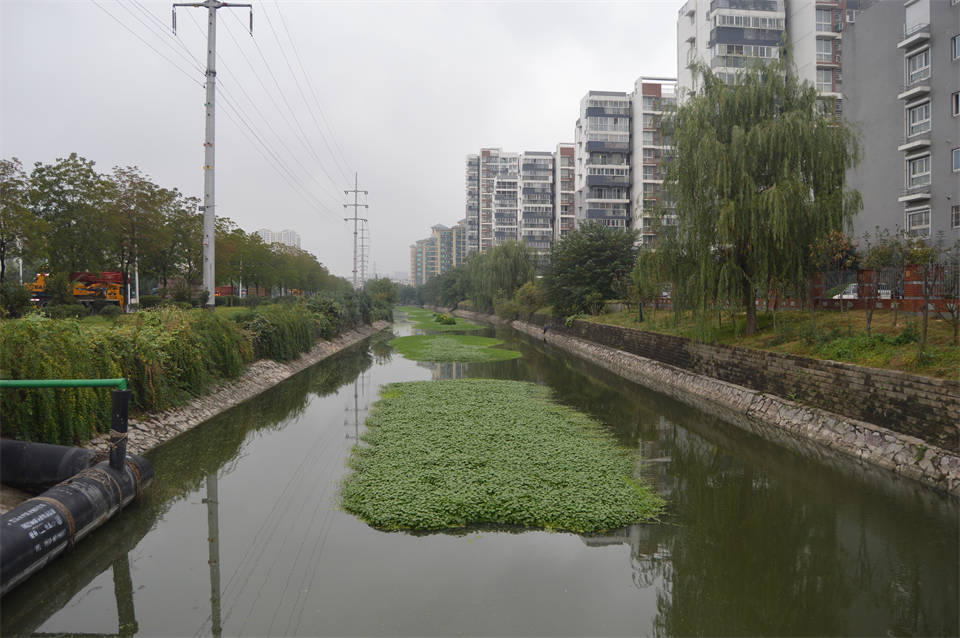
top-left (523, 314), bottom-right (959, 454)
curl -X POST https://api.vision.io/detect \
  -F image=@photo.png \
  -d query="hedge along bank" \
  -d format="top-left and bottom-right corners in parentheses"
top-left (0, 295), bottom-right (392, 447)
top-left (449, 308), bottom-right (960, 495)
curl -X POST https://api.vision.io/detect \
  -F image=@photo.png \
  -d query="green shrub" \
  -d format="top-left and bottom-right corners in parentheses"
top-left (245, 304), bottom-right (319, 361)
top-left (97, 304), bottom-right (122, 318)
top-left (214, 295), bottom-right (242, 307)
top-left (893, 321), bottom-right (920, 345)
top-left (138, 294), bottom-right (162, 308)
top-left (0, 281), bottom-right (33, 318)
top-left (45, 304), bottom-right (88, 319)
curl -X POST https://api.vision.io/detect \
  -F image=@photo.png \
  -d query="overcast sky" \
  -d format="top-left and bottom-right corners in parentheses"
top-left (1, 0), bottom-right (679, 280)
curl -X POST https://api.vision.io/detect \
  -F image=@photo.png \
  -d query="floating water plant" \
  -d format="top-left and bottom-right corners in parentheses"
top-left (395, 306), bottom-right (484, 332)
top-left (341, 379), bottom-right (664, 533)
top-left (388, 334), bottom-right (521, 363)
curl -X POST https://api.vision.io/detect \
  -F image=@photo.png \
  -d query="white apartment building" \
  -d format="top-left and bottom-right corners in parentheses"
top-left (574, 91), bottom-right (633, 230)
top-left (519, 151), bottom-right (555, 261)
top-left (677, 0), bottom-right (858, 116)
top-left (631, 77), bottom-right (678, 244)
top-left (256, 228), bottom-right (301, 249)
top-left (554, 143), bottom-right (576, 241)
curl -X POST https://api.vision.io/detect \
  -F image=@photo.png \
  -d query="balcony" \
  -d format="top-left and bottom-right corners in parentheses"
top-left (897, 80), bottom-right (931, 101)
top-left (898, 185), bottom-right (931, 203)
top-left (586, 175), bottom-right (630, 187)
top-left (897, 136), bottom-right (931, 152)
top-left (586, 140), bottom-right (629, 153)
top-left (897, 23), bottom-right (930, 49)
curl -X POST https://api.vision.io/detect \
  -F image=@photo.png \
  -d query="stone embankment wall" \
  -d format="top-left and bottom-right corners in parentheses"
top-left (452, 308), bottom-right (959, 495)
top-left (87, 321), bottom-right (390, 457)
top-left (524, 314), bottom-right (959, 453)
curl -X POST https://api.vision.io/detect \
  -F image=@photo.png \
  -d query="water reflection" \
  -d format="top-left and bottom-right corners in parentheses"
top-left (0, 343), bottom-right (375, 637)
top-left (2, 325), bottom-right (957, 637)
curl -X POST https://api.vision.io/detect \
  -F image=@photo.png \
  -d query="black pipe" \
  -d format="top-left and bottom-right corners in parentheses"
top-left (0, 455), bottom-right (153, 596)
top-left (0, 440), bottom-right (96, 494)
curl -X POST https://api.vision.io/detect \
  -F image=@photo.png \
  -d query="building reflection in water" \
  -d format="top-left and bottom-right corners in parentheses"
top-left (418, 361), bottom-right (470, 380)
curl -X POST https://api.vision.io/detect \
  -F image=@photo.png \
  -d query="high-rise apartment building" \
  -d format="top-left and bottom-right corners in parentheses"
top-left (479, 149), bottom-right (521, 249)
top-left (844, 0), bottom-right (959, 241)
top-left (677, 0), bottom-right (786, 92)
top-left (519, 151), bottom-right (555, 263)
top-left (631, 77), bottom-right (678, 245)
top-left (256, 228), bottom-right (302, 249)
top-left (464, 154), bottom-right (480, 254)
top-left (409, 236), bottom-right (438, 287)
top-left (574, 91), bottom-right (633, 229)
top-left (554, 143), bottom-right (576, 240)
top-left (573, 78), bottom-right (676, 243)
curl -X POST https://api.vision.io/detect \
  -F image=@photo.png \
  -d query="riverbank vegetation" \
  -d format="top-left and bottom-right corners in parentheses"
top-left (583, 307), bottom-right (959, 380)
top-left (341, 379), bottom-right (663, 533)
top-left (388, 334), bottom-right (521, 363)
top-left (396, 306), bottom-right (483, 332)
top-left (0, 289), bottom-right (392, 445)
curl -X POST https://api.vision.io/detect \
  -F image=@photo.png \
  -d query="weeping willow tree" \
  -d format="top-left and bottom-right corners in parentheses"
top-left (670, 54), bottom-right (861, 336)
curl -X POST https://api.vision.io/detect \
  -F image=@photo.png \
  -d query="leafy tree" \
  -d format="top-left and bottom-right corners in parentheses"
top-left (29, 153), bottom-right (112, 274)
top-left (544, 222), bottom-right (638, 317)
top-left (905, 234), bottom-right (947, 348)
top-left (365, 277), bottom-right (397, 305)
top-left (859, 228), bottom-right (898, 336)
top-left (0, 158), bottom-right (44, 283)
top-left (670, 56), bottom-right (861, 335)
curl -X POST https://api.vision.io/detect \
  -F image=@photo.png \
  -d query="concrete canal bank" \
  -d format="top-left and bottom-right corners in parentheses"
top-left (450, 308), bottom-right (960, 496)
top-left (0, 321), bottom-right (391, 515)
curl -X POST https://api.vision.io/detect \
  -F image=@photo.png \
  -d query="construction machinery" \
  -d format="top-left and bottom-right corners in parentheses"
top-left (26, 272), bottom-right (125, 309)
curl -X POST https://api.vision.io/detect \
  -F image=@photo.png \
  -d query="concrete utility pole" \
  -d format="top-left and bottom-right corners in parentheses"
top-left (343, 173), bottom-right (368, 289)
top-left (173, 1), bottom-right (252, 308)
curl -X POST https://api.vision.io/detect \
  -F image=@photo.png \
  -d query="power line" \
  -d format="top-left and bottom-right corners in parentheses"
top-left (246, 5), bottom-right (347, 195)
top-left (269, 0), bottom-right (353, 183)
top-left (90, 0), bottom-right (203, 87)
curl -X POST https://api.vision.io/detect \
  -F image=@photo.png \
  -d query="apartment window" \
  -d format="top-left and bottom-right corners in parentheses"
top-left (954, 92), bottom-right (960, 116)
top-left (816, 39), bottom-right (833, 62)
top-left (908, 155), bottom-right (931, 187)
top-left (952, 205), bottom-right (960, 229)
top-left (907, 102), bottom-right (931, 136)
top-left (953, 148), bottom-right (960, 172)
top-left (817, 68), bottom-right (833, 93)
top-left (907, 209), bottom-right (931, 236)
top-left (907, 49), bottom-right (930, 84)
top-left (953, 35), bottom-right (960, 60)
top-left (816, 8), bottom-right (833, 31)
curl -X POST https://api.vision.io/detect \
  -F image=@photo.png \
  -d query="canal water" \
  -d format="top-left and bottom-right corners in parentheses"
top-left (2, 314), bottom-right (957, 636)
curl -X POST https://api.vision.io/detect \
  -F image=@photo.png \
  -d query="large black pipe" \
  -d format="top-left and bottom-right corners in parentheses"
top-left (0, 455), bottom-right (153, 596)
top-left (0, 440), bottom-right (96, 494)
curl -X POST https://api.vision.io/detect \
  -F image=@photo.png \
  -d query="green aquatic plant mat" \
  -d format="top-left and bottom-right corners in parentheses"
top-left (341, 379), bottom-right (664, 533)
top-left (388, 334), bottom-right (521, 363)
top-left (395, 306), bottom-right (484, 332)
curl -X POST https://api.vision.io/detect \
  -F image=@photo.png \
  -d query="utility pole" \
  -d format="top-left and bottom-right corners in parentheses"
top-left (172, 1), bottom-right (252, 308)
top-left (343, 173), bottom-right (368, 289)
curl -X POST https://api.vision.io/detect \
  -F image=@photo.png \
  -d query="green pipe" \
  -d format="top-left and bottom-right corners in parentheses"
top-left (0, 378), bottom-right (128, 391)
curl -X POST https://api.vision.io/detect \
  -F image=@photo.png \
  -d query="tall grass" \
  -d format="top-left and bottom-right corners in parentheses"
top-left (0, 299), bottom-right (367, 445)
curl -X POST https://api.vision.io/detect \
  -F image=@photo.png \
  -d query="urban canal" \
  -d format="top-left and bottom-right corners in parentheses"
top-left (3, 313), bottom-right (957, 636)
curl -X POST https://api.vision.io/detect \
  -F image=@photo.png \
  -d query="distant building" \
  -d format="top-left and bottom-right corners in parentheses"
top-left (519, 151), bottom-right (555, 263)
top-left (573, 77), bottom-right (676, 245)
top-left (256, 228), bottom-right (301, 249)
top-left (554, 143), bottom-right (576, 241)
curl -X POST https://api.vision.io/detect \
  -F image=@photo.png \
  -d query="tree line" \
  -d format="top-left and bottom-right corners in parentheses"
top-left (0, 153), bottom-right (341, 300)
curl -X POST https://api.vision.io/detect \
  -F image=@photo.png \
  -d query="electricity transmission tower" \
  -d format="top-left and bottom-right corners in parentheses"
top-left (358, 221), bottom-right (370, 286)
top-left (172, 0), bottom-right (252, 308)
top-left (343, 173), bottom-right (368, 289)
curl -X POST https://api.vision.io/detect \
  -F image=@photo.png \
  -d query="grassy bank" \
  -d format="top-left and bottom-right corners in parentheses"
top-left (581, 308), bottom-right (959, 380)
top-left (388, 334), bottom-right (521, 363)
top-left (341, 379), bottom-right (664, 533)
top-left (0, 293), bottom-right (390, 445)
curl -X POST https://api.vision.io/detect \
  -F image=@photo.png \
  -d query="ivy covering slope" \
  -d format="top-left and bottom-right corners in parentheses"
top-left (341, 379), bottom-right (663, 533)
